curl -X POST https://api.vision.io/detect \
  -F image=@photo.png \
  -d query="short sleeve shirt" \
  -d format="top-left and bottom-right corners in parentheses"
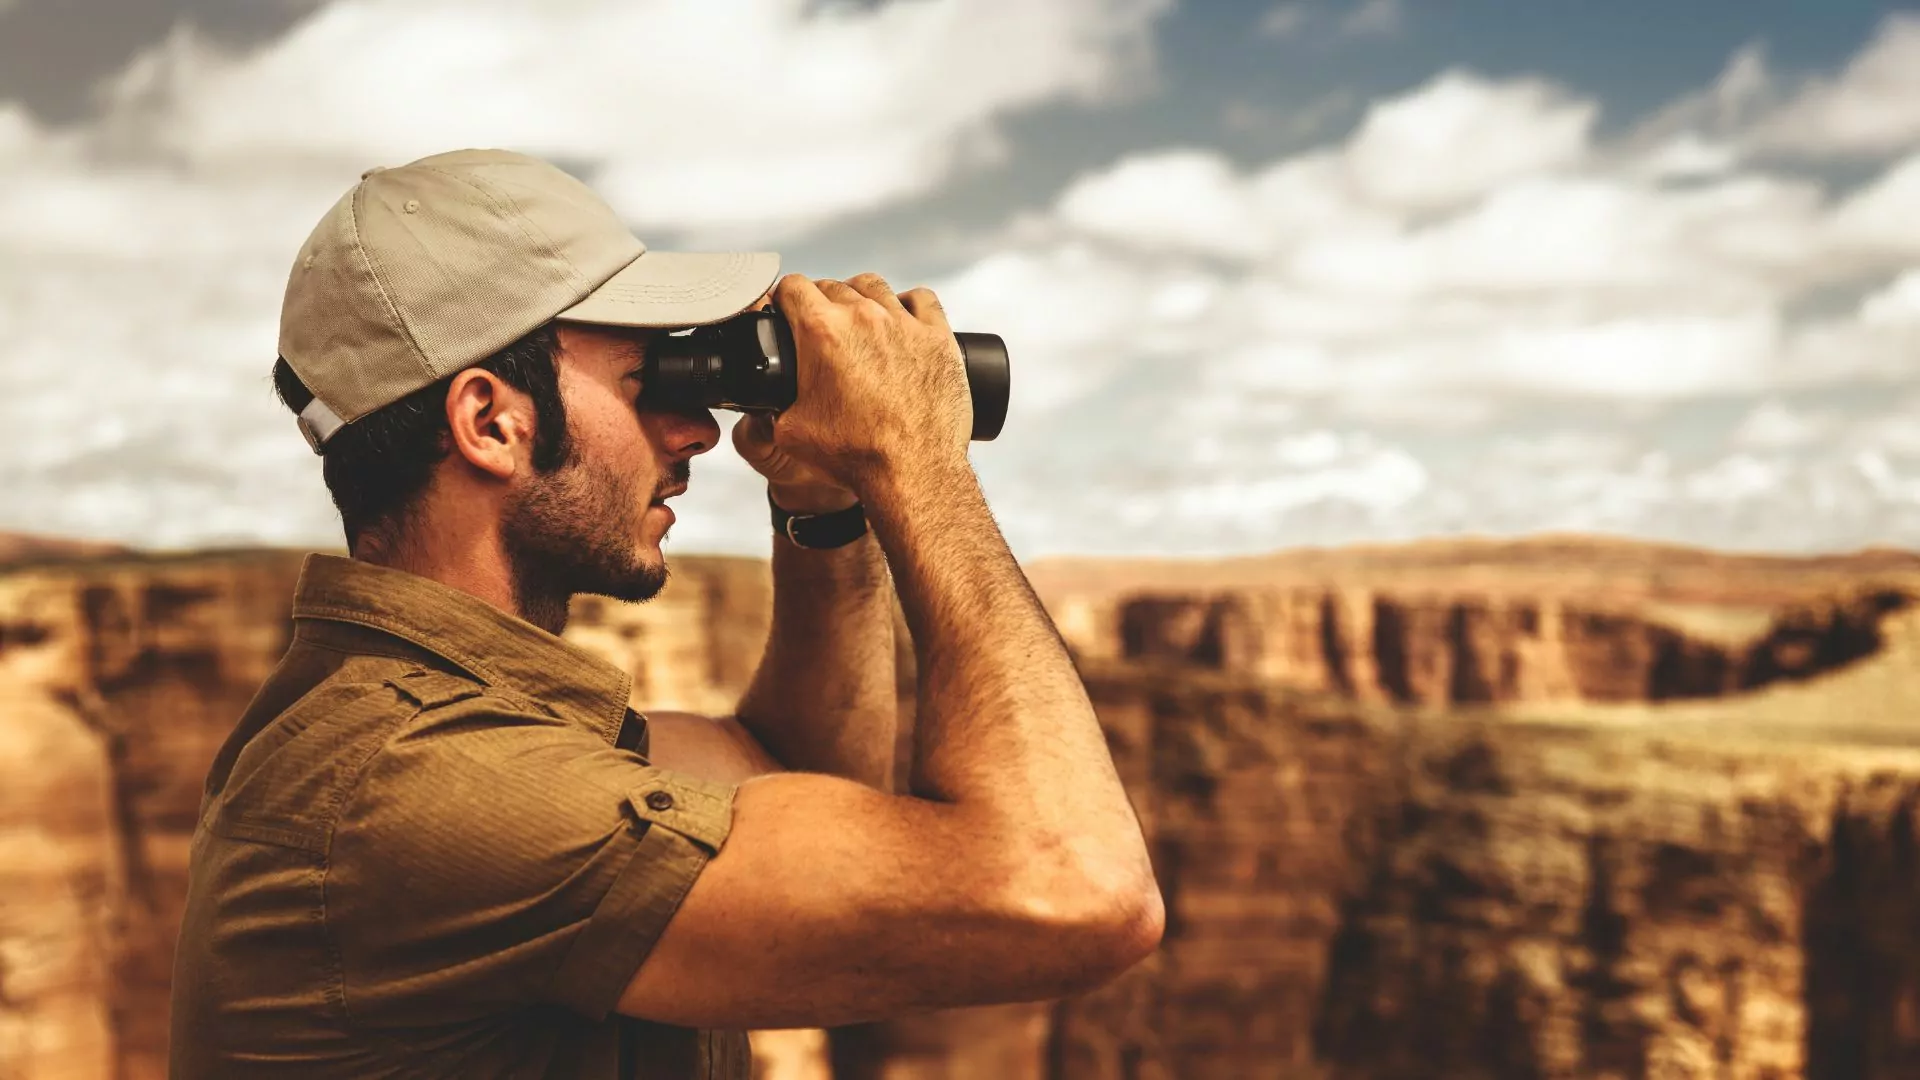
top-left (168, 554), bottom-right (749, 1079)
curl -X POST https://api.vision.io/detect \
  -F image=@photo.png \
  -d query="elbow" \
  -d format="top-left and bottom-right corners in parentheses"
top-left (1087, 874), bottom-right (1166, 978)
top-left (1019, 861), bottom-right (1166, 993)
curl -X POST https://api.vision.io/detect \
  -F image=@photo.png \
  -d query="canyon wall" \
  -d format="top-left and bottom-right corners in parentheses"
top-left (4, 542), bottom-right (1920, 1078)
top-left (838, 647), bottom-right (1920, 1080)
top-left (1091, 586), bottom-right (1910, 708)
top-left (1053, 667), bottom-right (1920, 1080)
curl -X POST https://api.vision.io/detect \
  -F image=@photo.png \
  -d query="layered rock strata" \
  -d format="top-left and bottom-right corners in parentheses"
top-left (1101, 587), bottom-right (1911, 708)
top-left (6, 542), bottom-right (1920, 1079)
top-left (892, 663), bottom-right (1920, 1080)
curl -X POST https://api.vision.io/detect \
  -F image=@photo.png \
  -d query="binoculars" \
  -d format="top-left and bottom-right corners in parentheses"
top-left (641, 310), bottom-right (1011, 441)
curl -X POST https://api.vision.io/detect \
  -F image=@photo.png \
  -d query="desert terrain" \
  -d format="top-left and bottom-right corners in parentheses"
top-left (1, 532), bottom-right (1917, 1078)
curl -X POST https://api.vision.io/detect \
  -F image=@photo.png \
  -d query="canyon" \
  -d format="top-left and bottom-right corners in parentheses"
top-left (2, 535), bottom-right (1918, 1078)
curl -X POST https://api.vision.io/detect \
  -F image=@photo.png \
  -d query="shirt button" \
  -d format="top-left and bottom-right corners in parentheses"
top-left (645, 791), bottom-right (675, 812)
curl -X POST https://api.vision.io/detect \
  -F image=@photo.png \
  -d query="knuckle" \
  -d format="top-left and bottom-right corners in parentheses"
top-left (793, 309), bottom-right (834, 339)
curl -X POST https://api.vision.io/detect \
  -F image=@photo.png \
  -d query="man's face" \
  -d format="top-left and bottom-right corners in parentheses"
top-left (500, 323), bottom-right (720, 605)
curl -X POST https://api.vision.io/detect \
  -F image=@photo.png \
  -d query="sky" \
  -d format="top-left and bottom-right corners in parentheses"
top-left (2, 0), bottom-right (1919, 559)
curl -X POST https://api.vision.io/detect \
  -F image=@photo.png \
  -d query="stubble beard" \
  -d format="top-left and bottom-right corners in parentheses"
top-left (502, 451), bottom-right (676, 633)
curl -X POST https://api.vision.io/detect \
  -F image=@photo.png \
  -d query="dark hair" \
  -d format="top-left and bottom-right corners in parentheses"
top-left (273, 325), bottom-right (571, 549)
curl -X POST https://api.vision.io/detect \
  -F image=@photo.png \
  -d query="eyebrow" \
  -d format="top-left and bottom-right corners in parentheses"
top-left (611, 333), bottom-right (651, 371)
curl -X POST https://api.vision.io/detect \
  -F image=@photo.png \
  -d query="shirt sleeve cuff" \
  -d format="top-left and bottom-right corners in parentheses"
top-left (544, 768), bottom-right (737, 1020)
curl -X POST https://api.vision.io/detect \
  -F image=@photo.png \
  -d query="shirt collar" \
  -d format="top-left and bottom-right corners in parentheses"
top-left (290, 553), bottom-right (634, 744)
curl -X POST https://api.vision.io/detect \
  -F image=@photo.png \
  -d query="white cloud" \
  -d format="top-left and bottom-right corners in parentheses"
top-left (1055, 151), bottom-right (1268, 259)
top-left (10, 1), bottom-right (1920, 557)
top-left (1750, 13), bottom-right (1920, 159)
top-left (943, 58), bottom-right (1920, 429)
top-left (1732, 400), bottom-right (1837, 450)
top-left (0, 0), bottom-right (1171, 550)
top-left (1116, 430), bottom-right (1428, 531)
top-left (1855, 451), bottom-right (1920, 504)
top-left (1632, 135), bottom-right (1741, 181)
top-left (934, 241), bottom-right (1216, 414)
top-left (1845, 395), bottom-right (1920, 458)
top-left (1343, 71), bottom-right (1595, 213)
top-left (1684, 453), bottom-right (1785, 504)
top-left (920, 43), bottom-right (1920, 553)
top-left (0, 103), bottom-right (37, 158)
top-left (1831, 152), bottom-right (1920, 257)
top-left (1860, 269), bottom-right (1920, 326)
top-left (99, 0), bottom-right (1167, 241)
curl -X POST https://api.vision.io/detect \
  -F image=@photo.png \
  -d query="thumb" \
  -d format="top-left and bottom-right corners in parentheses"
top-left (731, 412), bottom-right (777, 465)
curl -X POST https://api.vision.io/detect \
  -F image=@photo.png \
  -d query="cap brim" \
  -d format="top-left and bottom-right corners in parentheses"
top-left (555, 250), bottom-right (781, 328)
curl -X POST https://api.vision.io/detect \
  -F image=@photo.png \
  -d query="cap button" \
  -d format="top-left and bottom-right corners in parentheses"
top-left (360, 165), bottom-right (387, 180)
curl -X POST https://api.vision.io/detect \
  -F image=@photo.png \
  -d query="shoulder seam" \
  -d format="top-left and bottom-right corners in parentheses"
top-left (383, 669), bottom-right (486, 710)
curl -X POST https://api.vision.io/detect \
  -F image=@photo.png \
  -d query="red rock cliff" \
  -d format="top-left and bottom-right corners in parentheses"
top-left (4, 538), bottom-right (1920, 1079)
top-left (1100, 586), bottom-right (1909, 707)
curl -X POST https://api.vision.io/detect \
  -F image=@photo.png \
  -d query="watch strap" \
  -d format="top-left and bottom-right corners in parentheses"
top-left (769, 491), bottom-right (868, 549)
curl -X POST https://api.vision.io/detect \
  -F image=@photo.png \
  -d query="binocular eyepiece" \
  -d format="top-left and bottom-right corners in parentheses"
top-left (640, 310), bottom-right (1010, 441)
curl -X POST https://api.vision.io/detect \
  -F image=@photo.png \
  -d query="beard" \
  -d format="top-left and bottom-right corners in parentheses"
top-left (501, 450), bottom-right (686, 630)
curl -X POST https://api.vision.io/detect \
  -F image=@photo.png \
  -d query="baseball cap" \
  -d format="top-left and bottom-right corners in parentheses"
top-left (278, 148), bottom-right (780, 452)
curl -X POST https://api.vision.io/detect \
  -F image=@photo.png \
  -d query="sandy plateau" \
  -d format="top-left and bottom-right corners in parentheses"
top-left (2, 531), bottom-right (1918, 1078)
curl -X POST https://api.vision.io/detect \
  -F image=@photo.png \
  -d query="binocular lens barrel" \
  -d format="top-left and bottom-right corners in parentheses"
top-left (643, 311), bottom-right (1009, 441)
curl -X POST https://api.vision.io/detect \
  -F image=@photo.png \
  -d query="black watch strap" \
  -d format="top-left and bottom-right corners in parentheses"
top-left (769, 491), bottom-right (868, 549)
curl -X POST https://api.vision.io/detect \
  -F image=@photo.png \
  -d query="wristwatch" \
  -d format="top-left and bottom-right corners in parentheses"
top-left (769, 491), bottom-right (868, 549)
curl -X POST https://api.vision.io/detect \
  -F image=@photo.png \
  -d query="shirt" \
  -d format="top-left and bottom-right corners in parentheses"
top-left (168, 554), bottom-right (750, 1079)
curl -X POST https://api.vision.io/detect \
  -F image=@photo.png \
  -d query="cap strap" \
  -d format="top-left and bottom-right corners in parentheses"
top-left (296, 397), bottom-right (346, 455)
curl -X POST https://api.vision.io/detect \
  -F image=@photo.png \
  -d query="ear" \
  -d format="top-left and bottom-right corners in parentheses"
top-left (444, 369), bottom-right (535, 480)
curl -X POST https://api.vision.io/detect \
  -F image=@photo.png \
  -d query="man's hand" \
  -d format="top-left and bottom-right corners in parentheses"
top-left (765, 272), bottom-right (972, 501)
top-left (732, 412), bottom-right (859, 514)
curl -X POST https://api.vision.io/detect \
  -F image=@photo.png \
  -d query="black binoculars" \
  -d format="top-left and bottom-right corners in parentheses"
top-left (640, 310), bottom-right (1010, 441)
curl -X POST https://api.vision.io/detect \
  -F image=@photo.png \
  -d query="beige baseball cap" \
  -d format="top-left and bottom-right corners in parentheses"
top-left (279, 148), bottom-right (780, 452)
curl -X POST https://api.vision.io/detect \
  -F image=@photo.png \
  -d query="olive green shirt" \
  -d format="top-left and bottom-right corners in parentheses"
top-left (169, 554), bottom-right (750, 1079)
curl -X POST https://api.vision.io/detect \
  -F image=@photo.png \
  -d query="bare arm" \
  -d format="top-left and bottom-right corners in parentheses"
top-left (642, 711), bottom-right (781, 785)
top-left (617, 274), bottom-right (1162, 1030)
top-left (729, 527), bottom-right (897, 788)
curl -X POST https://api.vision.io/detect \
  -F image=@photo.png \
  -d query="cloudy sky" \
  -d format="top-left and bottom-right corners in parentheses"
top-left (3, 0), bottom-right (1919, 559)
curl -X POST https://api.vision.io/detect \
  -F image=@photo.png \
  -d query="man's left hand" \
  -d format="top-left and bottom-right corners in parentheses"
top-left (733, 411), bottom-right (860, 514)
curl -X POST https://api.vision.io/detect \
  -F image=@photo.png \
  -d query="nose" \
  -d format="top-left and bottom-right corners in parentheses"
top-left (659, 407), bottom-right (721, 460)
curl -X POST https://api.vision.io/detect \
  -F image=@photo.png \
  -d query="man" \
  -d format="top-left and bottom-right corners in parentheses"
top-left (168, 149), bottom-right (1162, 1079)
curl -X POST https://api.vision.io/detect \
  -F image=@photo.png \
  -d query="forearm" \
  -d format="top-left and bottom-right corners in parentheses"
top-left (864, 461), bottom-right (1149, 881)
top-left (732, 527), bottom-right (898, 789)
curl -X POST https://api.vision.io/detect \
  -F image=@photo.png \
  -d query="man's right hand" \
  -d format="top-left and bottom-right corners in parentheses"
top-left (766, 272), bottom-right (974, 499)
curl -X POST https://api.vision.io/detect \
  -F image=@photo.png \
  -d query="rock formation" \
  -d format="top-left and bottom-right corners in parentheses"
top-left (1101, 586), bottom-right (1912, 708)
top-left (3, 537), bottom-right (1920, 1078)
top-left (884, 646), bottom-right (1920, 1079)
